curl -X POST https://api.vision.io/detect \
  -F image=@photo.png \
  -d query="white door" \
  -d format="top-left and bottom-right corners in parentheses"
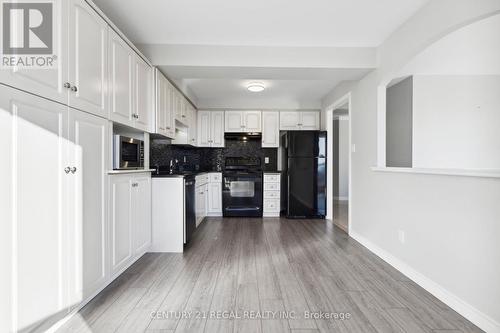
top-left (166, 83), bottom-right (176, 138)
top-left (244, 111), bottom-right (262, 132)
top-left (68, 109), bottom-right (108, 301)
top-left (0, 86), bottom-right (73, 330)
top-left (174, 92), bottom-right (184, 121)
top-left (197, 111), bottom-right (211, 147)
top-left (225, 111), bottom-right (243, 132)
top-left (300, 112), bottom-right (320, 130)
top-left (280, 112), bottom-right (300, 130)
top-left (262, 112), bottom-right (280, 148)
top-left (188, 105), bottom-right (197, 146)
top-left (108, 29), bottom-right (133, 127)
top-left (0, 0), bottom-right (69, 105)
top-left (110, 175), bottom-right (133, 275)
top-left (132, 175), bottom-right (151, 255)
top-left (134, 56), bottom-right (153, 131)
top-left (207, 182), bottom-right (222, 214)
top-left (211, 111), bottom-right (225, 147)
top-left (202, 184), bottom-right (209, 218)
top-left (68, 0), bottom-right (108, 118)
top-left (155, 70), bottom-right (167, 136)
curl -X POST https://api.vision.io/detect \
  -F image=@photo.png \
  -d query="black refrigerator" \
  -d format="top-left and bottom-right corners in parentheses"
top-left (282, 131), bottom-right (327, 218)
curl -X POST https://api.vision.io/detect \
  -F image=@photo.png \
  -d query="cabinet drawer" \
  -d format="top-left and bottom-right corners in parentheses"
top-left (264, 174), bottom-right (280, 183)
top-left (264, 199), bottom-right (280, 212)
top-left (195, 174), bottom-right (209, 185)
top-left (209, 173), bottom-right (222, 182)
top-left (264, 182), bottom-right (280, 191)
top-left (264, 191), bottom-right (280, 199)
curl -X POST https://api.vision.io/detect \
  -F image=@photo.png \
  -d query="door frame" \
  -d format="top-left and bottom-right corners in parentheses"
top-left (326, 92), bottom-right (352, 234)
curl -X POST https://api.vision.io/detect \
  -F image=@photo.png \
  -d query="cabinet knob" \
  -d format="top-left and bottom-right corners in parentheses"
top-left (71, 85), bottom-right (78, 92)
top-left (64, 82), bottom-right (71, 89)
top-left (70, 167), bottom-right (77, 174)
top-left (64, 167), bottom-right (71, 174)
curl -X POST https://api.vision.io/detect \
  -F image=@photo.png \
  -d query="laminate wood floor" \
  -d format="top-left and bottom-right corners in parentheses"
top-left (58, 217), bottom-right (482, 333)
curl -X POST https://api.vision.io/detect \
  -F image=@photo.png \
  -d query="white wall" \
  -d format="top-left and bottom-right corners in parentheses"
top-left (321, 2), bottom-right (500, 332)
top-left (413, 75), bottom-right (500, 169)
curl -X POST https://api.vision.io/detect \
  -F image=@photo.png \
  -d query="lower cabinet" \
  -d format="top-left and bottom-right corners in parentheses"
top-left (207, 173), bottom-right (223, 216)
top-left (263, 173), bottom-right (281, 217)
top-left (109, 173), bottom-right (152, 276)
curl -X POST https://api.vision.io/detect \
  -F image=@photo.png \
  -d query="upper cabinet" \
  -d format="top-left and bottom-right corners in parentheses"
top-left (262, 112), bottom-right (280, 148)
top-left (109, 28), bottom-right (134, 127)
top-left (198, 111), bottom-right (225, 148)
top-left (225, 111), bottom-right (262, 132)
top-left (280, 111), bottom-right (320, 131)
top-left (133, 56), bottom-right (153, 132)
top-left (68, 0), bottom-right (108, 118)
top-left (187, 103), bottom-right (198, 146)
top-left (155, 69), bottom-right (175, 138)
top-left (0, 0), bottom-right (109, 118)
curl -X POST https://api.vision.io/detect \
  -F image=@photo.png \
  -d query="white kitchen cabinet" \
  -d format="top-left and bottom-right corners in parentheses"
top-left (0, 84), bottom-right (112, 330)
top-left (109, 28), bottom-right (134, 127)
top-left (134, 56), bottom-right (153, 132)
top-left (262, 112), bottom-right (280, 147)
top-left (68, 109), bottom-right (108, 301)
top-left (175, 91), bottom-right (188, 123)
top-left (132, 176), bottom-right (152, 255)
top-left (0, 0), bottom-right (69, 105)
top-left (263, 173), bottom-right (281, 217)
top-left (225, 111), bottom-right (262, 132)
top-left (1, 86), bottom-right (73, 330)
top-left (155, 69), bottom-right (175, 138)
top-left (280, 111), bottom-right (320, 131)
top-left (68, 0), bottom-right (108, 118)
top-left (109, 175), bottom-right (133, 276)
top-left (109, 173), bottom-right (151, 276)
top-left (188, 103), bottom-right (198, 146)
top-left (207, 173), bottom-right (223, 216)
top-left (195, 176), bottom-right (208, 227)
top-left (198, 111), bottom-right (225, 148)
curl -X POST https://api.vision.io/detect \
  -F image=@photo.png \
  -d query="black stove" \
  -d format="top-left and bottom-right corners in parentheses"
top-left (222, 157), bottom-right (263, 217)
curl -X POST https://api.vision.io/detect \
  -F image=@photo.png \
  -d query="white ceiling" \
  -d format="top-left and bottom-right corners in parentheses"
top-left (93, 0), bottom-right (429, 109)
top-left (93, 0), bottom-right (428, 47)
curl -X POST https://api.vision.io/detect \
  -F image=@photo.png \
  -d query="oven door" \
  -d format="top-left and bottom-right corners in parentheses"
top-left (223, 172), bottom-right (263, 217)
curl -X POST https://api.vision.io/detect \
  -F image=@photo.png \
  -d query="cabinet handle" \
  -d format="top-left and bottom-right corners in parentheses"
top-left (64, 167), bottom-right (71, 174)
top-left (70, 167), bottom-right (77, 174)
top-left (71, 85), bottom-right (78, 92)
top-left (166, 126), bottom-right (171, 129)
top-left (64, 82), bottom-right (71, 89)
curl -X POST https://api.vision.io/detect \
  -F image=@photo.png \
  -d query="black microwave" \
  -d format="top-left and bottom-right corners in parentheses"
top-left (113, 135), bottom-right (144, 170)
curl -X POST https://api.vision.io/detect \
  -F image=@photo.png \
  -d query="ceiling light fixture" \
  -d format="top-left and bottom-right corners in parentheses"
top-left (247, 82), bottom-right (265, 92)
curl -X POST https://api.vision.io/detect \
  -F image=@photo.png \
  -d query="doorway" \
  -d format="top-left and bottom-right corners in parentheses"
top-left (326, 93), bottom-right (351, 234)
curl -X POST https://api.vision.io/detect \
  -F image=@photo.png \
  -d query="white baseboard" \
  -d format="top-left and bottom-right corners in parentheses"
top-left (350, 231), bottom-right (500, 333)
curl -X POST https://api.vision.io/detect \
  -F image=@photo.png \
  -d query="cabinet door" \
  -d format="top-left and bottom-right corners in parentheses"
top-left (197, 111), bottom-right (211, 147)
top-left (166, 83), bottom-right (176, 138)
top-left (108, 29), bottom-right (134, 127)
top-left (225, 111), bottom-right (243, 132)
top-left (155, 70), bottom-right (167, 136)
top-left (68, 109), bottom-right (108, 301)
top-left (211, 111), bottom-right (225, 147)
top-left (132, 176), bottom-right (151, 255)
top-left (280, 112), bottom-right (300, 130)
top-left (195, 186), bottom-right (204, 227)
top-left (244, 111), bottom-right (262, 132)
top-left (0, 86), bottom-right (73, 330)
top-left (110, 175), bottom-right (133, 275)
top-left (188, 105), bottom-right (197, 146)
top-left (300, 111), bottom-right (320, 130)
top-left (68, 0), bottom-right (108, 118)
top-left (0, 0), bottom-right (68, 105)
top-left (203, 184), bottom-right (209, 217)
top-left (174, 92), bottom-right (183, 121)
top-left (134, 56), bottom-right (153, 132)
top-left (207, 182), bottom-right (222, 214)
top-left (262, 112), bottom-right (280, 148)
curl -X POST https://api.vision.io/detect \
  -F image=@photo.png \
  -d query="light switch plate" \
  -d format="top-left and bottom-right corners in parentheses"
top-left (265, 157), bottom-right (270, 164)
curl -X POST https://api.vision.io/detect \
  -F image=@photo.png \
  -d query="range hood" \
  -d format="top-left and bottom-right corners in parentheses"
top-left (224, 132), bottom-right (262, 141)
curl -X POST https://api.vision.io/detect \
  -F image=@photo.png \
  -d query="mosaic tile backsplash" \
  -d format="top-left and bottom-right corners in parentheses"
top-left (150, 138), bottom-right (278, 172)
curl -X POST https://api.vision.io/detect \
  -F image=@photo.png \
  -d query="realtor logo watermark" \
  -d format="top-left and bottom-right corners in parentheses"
top-left (1, 1), bottom-right (56, 68)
